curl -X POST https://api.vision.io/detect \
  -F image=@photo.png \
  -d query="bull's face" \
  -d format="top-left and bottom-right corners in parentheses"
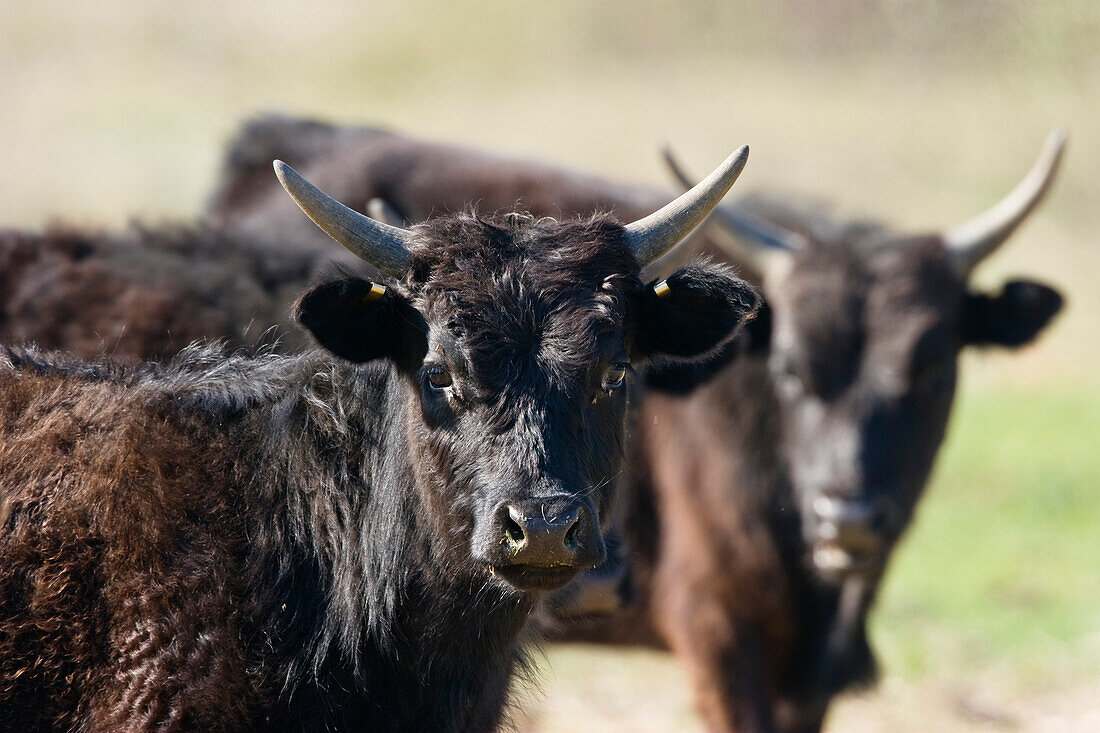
top-left (407, 258), bottom-right (632, 591)
top-left (296, 217), bottom-right (756, 591)
top-left (766, 237), bottom-right (1061, 583)
top-left (768, 240), bottom-right (963, 582)
top-left (275, 147), bottom-right (757, 593)
top-left (662, 131), bottom-right (1067, 585)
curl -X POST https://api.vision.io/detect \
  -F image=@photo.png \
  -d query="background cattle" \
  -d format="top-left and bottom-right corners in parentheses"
top-left (565, 134), bottom-right (1065, 732)
top-left (205, 114), bottom-right (685, 265)
top-left (205, 117), bottom-right (1066, 731)
top-left (0, 154), bottom-right (757, 732)
top-left (0, 223), bottom-right (320, 361)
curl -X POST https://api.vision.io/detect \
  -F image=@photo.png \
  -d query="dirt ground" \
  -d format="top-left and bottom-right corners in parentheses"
top-left (513, 645), bottom-right (1100, 733)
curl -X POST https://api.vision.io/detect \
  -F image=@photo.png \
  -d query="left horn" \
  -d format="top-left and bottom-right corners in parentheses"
top-left (274, 160), bottom-right (412, 277)
top-left (624, 145), bottom-right (750, 267)
top-left (943, 129), bottom-right (1067, 275)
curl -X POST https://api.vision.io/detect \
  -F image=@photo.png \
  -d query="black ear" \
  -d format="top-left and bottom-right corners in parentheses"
top-left (962, 278), bottom-right (1063, 348)
top-left (631, 262), bottom-right (760, 361)
top-left (295, 278), bottom-right (427, 368)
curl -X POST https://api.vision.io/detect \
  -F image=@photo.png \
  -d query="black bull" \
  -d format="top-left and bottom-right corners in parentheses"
top-left (0, 150), bottom-right (757, 731)
top-left (209, 115), bottom-right (1065, 732)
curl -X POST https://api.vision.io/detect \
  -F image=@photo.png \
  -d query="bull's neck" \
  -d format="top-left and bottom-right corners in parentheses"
top-left (709, 352), bottom-right (878, 698)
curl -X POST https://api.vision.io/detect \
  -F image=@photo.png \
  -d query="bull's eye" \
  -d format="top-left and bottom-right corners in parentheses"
top-left (603, 363), bottom-right (628, 390)
top-left (426, 366), bottom-right (453, 390)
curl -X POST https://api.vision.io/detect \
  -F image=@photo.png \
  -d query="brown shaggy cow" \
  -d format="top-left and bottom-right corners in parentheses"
top-left (206, 116), bottom-right (1066, 732)
top-left (0, 223), bottom-right (323, 361)
top-left (0, 152), bottom-right (757, 732)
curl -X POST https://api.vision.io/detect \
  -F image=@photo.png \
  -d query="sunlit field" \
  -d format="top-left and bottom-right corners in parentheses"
top-left (1, 2), bottom-right (1096, 729)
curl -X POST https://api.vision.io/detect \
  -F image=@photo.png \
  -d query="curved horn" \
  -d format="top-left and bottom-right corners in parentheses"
top-left (274, 160), bottom-right (412, 277)
top-left (662, 146), bottom-right (806, 253)
top-left (624, 145), bottom-right (750, 267)
top-left (662, 146), bottom-right (804, 278)
top-left (943, 129), bottom-right (1067, 275)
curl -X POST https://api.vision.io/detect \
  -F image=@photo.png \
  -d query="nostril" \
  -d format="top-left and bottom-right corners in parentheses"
top-left (503, 515), bottom-right (526, 547)
top-left (563, 516), bottom-right (580, 550)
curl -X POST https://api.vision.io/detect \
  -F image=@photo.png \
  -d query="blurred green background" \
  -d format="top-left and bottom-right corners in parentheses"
top-left (1, 2), bottom-right (1096, 730)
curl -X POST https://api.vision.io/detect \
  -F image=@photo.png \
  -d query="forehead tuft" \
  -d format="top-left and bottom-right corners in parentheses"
top-left (781, 236), bottom-right (963, 323)
top-left (406, 210), bottom-right (642, 384)
top-left (406, 209), bottom-right (639, 290)
top-left (775, 236), bottom-right (965, 393)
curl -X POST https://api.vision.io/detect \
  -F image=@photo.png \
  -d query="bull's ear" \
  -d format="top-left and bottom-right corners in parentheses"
top-left (295, 278), bottom-right (427, 368)
top-left (962, 278), bottom-right (1063, 348)
top-left (630, 262), bottom-right (760, 361)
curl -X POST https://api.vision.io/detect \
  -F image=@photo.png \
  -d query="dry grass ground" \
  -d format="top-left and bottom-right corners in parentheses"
top-left (0, 2), bottom-right (1096, 729)
top-left (515, 648), bottom-right (1100, 733)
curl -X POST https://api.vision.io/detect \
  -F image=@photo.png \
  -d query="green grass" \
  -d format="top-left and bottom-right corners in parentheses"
top-left (872, 382), bottom-right (1100, 691)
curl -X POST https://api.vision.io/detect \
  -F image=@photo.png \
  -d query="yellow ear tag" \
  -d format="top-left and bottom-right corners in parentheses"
top-left (362, 282), bottom-right (387, 303)
top-left (653, 280), bottom-right (672, 298)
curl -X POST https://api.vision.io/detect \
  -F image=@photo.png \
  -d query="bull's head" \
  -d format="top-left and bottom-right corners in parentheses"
top-left (666, 132), bottom-right (1065, 584)
top-left (276, 148), bottom-right (758, 592)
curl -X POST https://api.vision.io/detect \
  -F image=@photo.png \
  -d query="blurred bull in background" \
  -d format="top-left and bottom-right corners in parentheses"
top-left (0, 223), bottom-right (319, 361)
top-left (204, 114), bottom-right (688, 261)
top-left (206, 115), bottom-right (1065, 732)
top-left (591, 132), bottom-right (1065, 733)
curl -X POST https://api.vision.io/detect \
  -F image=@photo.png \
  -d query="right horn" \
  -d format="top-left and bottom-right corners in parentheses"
top-left (943, 129), bottom-right (1067, 276)
top-left (623, 145), bottom-right (750, 268)
top-left (661, 147), bottom-right (805, 280)
top-left (274, 160), bottom-right (412, 277)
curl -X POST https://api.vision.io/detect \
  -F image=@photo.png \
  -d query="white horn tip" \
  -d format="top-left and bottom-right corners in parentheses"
top-left (943, 127), bottom-right (1068, 273)
top-left (272, 159), bottom-right (292, 184)
top-left (729, 145), bottom-right (750, 171)
top-left (1045, 128), bottom-right (1069, 163)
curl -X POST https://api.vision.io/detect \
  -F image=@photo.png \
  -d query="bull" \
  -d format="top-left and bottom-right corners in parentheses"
top-left (0, 150), bottom-right (757, 732)
top-left (0, 223), bottom-right (321, 360)
top-left (617, 133), bottom-right (1065, 731)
